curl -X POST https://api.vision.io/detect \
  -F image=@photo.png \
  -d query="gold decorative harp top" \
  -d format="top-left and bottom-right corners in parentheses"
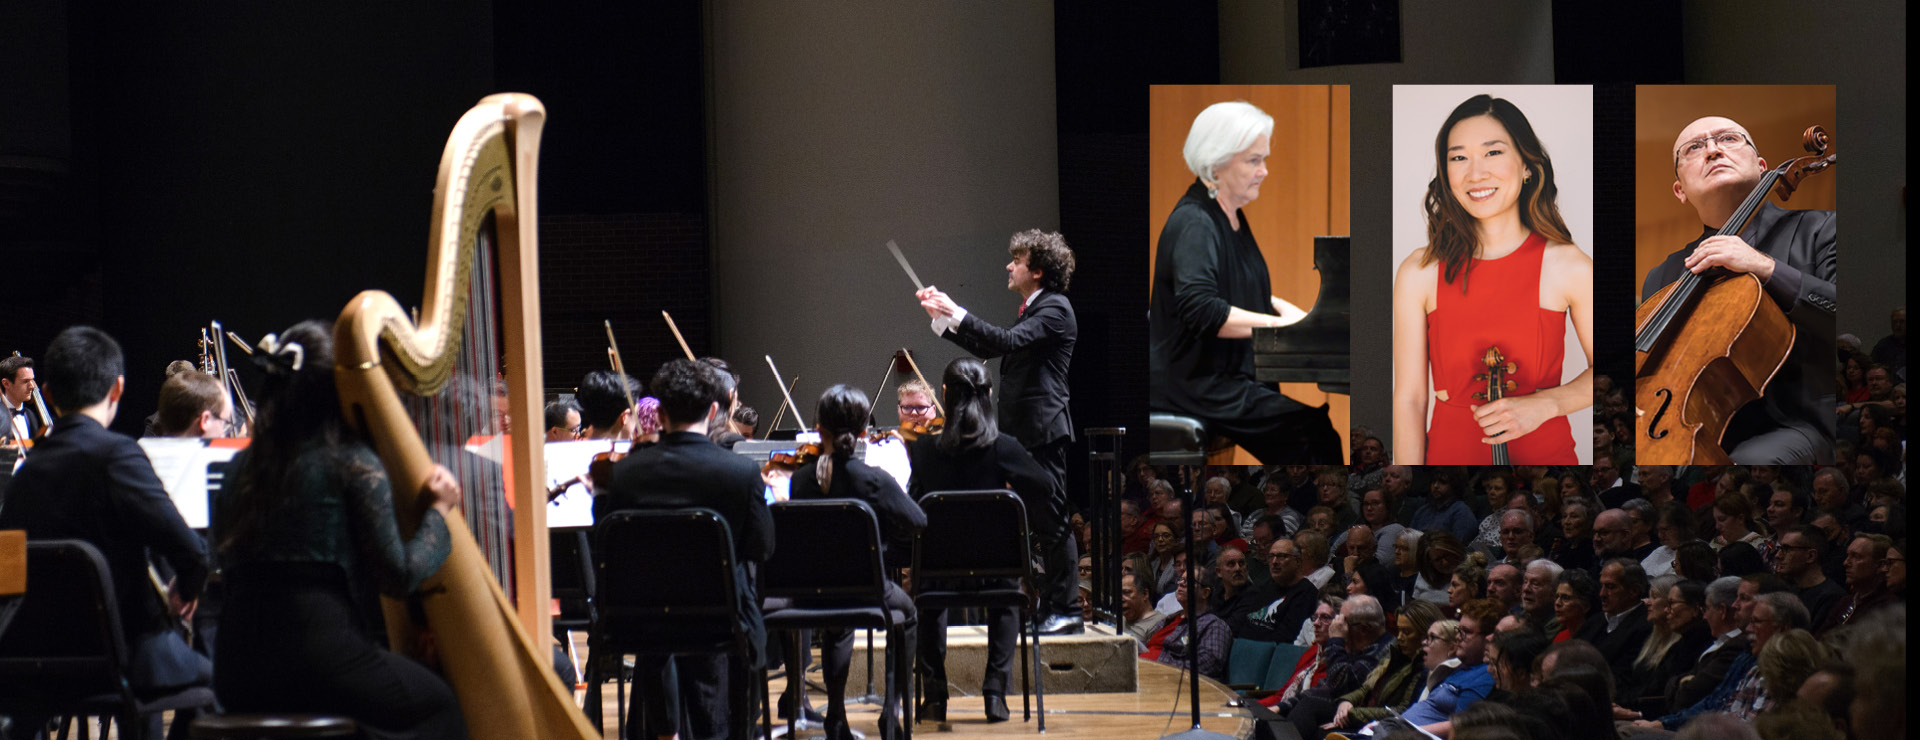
top-left (333, 94), bottom-right (596, 740)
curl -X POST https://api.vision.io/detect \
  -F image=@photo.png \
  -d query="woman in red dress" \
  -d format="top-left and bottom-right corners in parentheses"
top-left (1393, 94), bottom-right (1592, 464)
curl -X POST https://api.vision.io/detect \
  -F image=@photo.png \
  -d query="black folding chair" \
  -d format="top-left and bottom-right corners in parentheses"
top-left (910, 491), bottom-right (1046, 731)
top-left (761, 500), bottom-right (913, 740)
top-left (549, 526), bottom-right (597, 713)
top-left (0, 539), bottom-right (216, 740)
top-left (592, 508), bottom-right (766, 740)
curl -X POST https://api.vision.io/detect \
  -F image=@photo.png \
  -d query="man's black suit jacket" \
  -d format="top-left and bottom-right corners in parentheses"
top-left (595, 430), bottom-right (775, 659)
top-left (941, 289), bottom-right (1075, 449)
top-left (1642, 202), bottom-right (1837, 459)
top-left (0, 414), bottom-right (208, 650)
top-left (1574, 602), bottom-right (1654, 680)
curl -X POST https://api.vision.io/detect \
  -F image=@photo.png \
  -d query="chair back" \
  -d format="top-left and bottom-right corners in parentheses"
top-left (761, 500), bottom-right (885, 603)
top-left (1227, 638), bottom-right (1278, 688)
top-left (1261, 642), bottom-right (1310, 692)
top-left (913, 491), bottom-right (1030, 586)
top-left (592, 508), bottom-right (740, 652)
top-left (0, 539), bottom-right (134, 705)
top-left (551, 527), bottom-right (594, 601)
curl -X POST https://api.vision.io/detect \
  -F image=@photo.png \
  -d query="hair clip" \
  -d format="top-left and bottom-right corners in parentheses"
top-left (255, 333), bottom-right (305, 373)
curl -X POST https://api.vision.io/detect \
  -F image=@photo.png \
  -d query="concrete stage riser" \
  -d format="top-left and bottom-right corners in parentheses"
top-left (842, 624), bottom-right (1139, 695)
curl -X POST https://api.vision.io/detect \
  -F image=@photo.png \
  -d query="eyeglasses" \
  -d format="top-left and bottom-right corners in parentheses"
top-left (1677, 131), bottom-right (1752, 163)
top-left (1269, 551), bottom-right (1300, 561)
top-left (1312, 612), bottom-right (1335, 622)
top-left (898, 404), bottom-right (933, 414)
top-left (1078, 565), bottom-right (1094, 575)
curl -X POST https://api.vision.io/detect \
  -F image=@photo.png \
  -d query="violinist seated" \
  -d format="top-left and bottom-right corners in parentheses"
top-left (575, 369), bottom-right (642, 442)
top-left (151, 370), bottom-right (236, 439)
top-left (1641, 117), bottom-right (1836, 464)
top-left (861, 379), bottom-right (938, 494)
top-left (544, 398), bottom-right (582, 441)
top-left (0, 328), bottom-right (214, 739)
top-left (594, 359), bottom-right (773, 740)
top-left (787, 384), bottom-right (924, 740)
top-left (730, 404), bottom-right (758, 439)
top-left (0, 354), bottom-right (43, 445)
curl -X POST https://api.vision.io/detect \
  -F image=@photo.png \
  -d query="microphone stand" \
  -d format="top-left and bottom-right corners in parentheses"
top-left (1160, 473), bottom-right (1235, 740)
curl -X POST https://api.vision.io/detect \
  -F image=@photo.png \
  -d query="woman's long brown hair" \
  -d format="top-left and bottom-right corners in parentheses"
top-left (1422, 94), bottom-right (1575, 287)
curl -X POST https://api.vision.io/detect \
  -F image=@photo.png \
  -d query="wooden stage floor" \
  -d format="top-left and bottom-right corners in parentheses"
top-left (589, 646), bottom-right (1255, 740)
top-left (123, 635), bottom-right (1255, 740)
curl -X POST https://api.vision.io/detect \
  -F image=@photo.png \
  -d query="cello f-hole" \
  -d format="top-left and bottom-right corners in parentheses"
top-left (1647, 388), bottom-right (1674, 440)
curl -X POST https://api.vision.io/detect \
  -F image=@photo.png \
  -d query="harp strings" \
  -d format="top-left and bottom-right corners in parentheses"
top-left (403, 213), bottom-right (514, 597)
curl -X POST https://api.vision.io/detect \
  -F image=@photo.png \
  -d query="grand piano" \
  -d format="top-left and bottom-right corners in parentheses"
top-left (1253, 235), bottom-right (1350, 395)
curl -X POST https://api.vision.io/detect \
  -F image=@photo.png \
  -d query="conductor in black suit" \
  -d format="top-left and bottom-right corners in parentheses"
top-left (594, 358), bottom-right (774, 740)
top-left (1641, 116), bottom-right (1837, 464)
top-left (916, 229), bottom-right (1080, 635)
top-left (790, 384), bottom-right (924, 740)
top-left (0, 327), bottom-right (211, 738)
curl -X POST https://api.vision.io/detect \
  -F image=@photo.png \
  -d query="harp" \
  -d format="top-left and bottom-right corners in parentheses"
top-left (333, 94), bottom-right (597, 740)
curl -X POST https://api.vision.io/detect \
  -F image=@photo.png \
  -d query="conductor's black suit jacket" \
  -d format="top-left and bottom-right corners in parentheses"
top-left (941, 289), bottom-right (1076, 450)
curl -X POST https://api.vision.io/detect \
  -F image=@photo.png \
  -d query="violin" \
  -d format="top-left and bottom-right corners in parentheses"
top-left (1472, 346), bottom-right (1517, 464)
top-left (896, 416), bottom-right (946, 442)
top-left (761, 441), bottom-right (823, 475)
top-left (1634, 126), bottom-right (1837, 464)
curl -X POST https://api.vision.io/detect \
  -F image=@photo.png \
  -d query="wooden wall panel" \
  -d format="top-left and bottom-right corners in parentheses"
top-left (1150, 85), bottom-right (1352, 462)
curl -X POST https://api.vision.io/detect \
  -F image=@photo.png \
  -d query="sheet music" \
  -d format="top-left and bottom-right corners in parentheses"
top-left (138, 438), bottom-right (243, 529)
top-left (544, 440), bottom-right (629, 528)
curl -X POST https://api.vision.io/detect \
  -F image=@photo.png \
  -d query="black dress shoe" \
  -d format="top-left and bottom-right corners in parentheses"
top-left (984, 693), bottom-right (1010, 722)
top-left (918, 697), bottom-right (947, 723)
top-left (778, 692), bottom-right (824, 723)
top-left (1035, 614), bottom-right (1084, 635)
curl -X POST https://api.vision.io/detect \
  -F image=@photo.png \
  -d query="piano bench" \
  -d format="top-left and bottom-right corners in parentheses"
top-left (1148, 413), bottom-right (1241, 466)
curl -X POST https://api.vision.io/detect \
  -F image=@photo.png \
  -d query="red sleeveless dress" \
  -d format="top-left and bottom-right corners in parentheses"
top-left (1425, 232), bottom-right (1577, 464)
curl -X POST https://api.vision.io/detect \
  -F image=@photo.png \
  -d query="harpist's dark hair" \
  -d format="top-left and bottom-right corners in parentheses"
top-left (815, 384), bottom-right (869, 463)
top-left (220, 321), bottom-right (364, 555)
top-left (1422, 95), bottom-right (1575, 287)
top-left (937, 357), bottom-right (998, 454)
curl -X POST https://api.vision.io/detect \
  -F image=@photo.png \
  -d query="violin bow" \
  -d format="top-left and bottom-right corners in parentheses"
top-left (604, 321), bottom-right (637, 440)
top-left (900, 347), bottom-right (944, 418)
top-left (762, 375), bottom-right (800, 438)
top-left (662, 310), bottom-right (696, 362)
top-left (765, 355), bottom-right (809, 431)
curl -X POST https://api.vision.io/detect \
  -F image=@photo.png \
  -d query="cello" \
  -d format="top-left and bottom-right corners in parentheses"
top-left (1633, 126), bottom-right (1836, 464)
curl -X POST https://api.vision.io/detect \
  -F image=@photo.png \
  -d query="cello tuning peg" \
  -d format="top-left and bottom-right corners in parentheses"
top-left (1503, 380), bottom-right (1517, 391)
top-left (1503, 363), bottom-right (1516, 373)
top-left (1471, 392), bottom-right (1487, 401)
top-left (1472, 373), bottom-right (1489, 382)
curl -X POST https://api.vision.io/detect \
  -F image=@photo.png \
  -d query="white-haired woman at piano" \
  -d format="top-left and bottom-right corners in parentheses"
top-left (1149, 100), bottom-right (1342, 464)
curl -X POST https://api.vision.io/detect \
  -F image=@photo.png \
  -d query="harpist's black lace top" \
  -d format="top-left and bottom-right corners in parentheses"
top-left (217, 442), bottom-right (451, 609)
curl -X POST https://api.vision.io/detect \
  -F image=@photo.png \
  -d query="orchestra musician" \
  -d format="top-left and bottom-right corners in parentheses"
top-left (0, 327), bottom-right (214, 739)
top-left (210, 321), bottom-right (467, 739)
top-left (1, 354), bottom-right (40, 444)
top-left (788, 384), bottom-right (923, 740)
top-left (575, 369), bottom-right (641, 441)
top-left (594, 358), bottom-right (772, 740)
top-left (544, 398), bottom-right (582, 441)
top-left (908, 357), bottom-right (1059, 722)
top-left (916, 229), bottom-right (1081, 634)
top-left (895, 378), bottom-right (938, 432)
top-left (1641, 116), bottom-right (1837, 463)
top-left (1149, 100), bottom-right (1342, 464)
top-left (152, 368), bottom-right (237, 439)
top-left (1392, 94), bottom-right (1592, 464)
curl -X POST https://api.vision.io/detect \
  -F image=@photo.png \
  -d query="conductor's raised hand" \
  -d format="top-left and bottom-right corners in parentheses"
top-left (918, 287), bottom-right (960, 319)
